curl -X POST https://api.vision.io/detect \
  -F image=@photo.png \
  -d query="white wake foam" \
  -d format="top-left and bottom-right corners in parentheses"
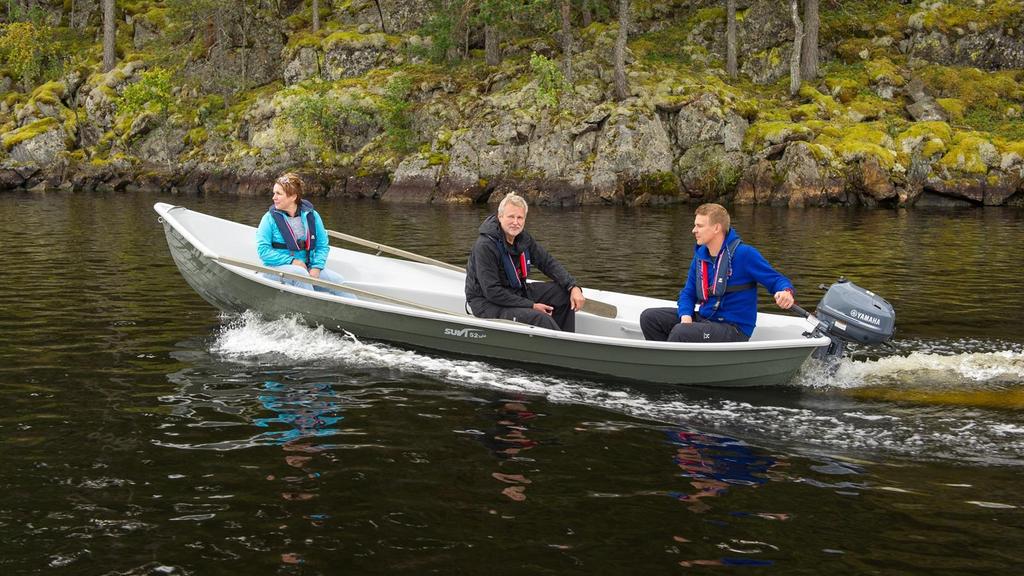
top-left (209, 313), bottom-right (1024, 466)
top-left (817, 350), bottom-right (1024, 390)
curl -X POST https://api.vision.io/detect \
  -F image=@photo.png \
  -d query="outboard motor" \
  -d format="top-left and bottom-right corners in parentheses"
top-left (793, 277), bottom-right (896, 361)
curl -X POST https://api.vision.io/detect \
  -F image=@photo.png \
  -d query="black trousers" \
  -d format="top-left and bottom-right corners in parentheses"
top-left (639, 307), bottom-right (749, 343)
top-left (472, 282), bottom-right (575, 332)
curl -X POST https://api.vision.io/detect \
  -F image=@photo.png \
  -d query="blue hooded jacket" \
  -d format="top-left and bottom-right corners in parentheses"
top-left (676, 227), bottom-right (793, 337)
top-left (255, 200), bottom-right (332, 270)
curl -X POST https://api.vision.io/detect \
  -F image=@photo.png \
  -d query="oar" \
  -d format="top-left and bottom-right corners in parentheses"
top-left (212, 255), bottom-right (458, 317)
top-left (326, 229), bottom-right (619, 319)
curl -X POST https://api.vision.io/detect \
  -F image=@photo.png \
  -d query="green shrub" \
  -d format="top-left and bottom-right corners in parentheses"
top-left (0, 21), bottom-right (55, 87)
top-left (118, 68), bottom-right (174, 117)
top-left (529, 53), bottom-right (566, 108)
top-left (282, 88), bottom-right (373, 153)
top-left (380, 74), bottom-right (415, 153)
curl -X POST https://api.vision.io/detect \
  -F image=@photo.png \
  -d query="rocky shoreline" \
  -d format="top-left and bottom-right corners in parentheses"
top-left (2, 1), bottom-right (1023, 208)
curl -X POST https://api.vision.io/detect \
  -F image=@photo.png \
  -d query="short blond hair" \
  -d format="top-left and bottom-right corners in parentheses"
top-left (695, 203), bottom-right (730, 232)
top-left (498, 193), bottom-right (529, 216)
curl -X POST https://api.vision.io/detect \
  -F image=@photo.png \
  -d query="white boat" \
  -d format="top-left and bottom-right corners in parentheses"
top-left (155, 202), bottom-right (849, 387)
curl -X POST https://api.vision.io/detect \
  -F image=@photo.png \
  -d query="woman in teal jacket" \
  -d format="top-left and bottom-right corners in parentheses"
top-left (255, 173), bottom-right (348, 296)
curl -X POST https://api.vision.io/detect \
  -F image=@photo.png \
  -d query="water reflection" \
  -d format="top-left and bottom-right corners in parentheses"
top-left (480, 397), bottom-right (540, 502)
top-left (253, 381), bottom-right (344, 446)
top-left (667, 429), bottom-right (777, 514)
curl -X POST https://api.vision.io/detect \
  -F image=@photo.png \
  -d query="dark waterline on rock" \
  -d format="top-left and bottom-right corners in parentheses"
top-left (1, 191), bottom-right (1022, 574)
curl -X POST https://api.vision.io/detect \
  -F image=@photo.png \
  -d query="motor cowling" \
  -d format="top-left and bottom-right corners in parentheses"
top-left (814, 278), bottom-right (895, 345)
top-left (800, 278), bottom-right (895, 361)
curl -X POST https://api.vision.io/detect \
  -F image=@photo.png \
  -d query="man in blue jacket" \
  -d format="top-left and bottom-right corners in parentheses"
top-left (640, 203), bottom-right (795, 343)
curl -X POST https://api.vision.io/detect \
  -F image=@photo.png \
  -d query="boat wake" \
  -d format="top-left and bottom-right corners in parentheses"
top-left (209, 312), bottom-right (1024, 466)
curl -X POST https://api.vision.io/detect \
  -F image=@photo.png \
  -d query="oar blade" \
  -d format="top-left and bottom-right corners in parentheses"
top-left (581, 298), bottom-right (617, 318)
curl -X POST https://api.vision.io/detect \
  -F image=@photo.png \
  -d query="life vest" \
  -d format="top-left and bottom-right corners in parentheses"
top-left (494, 237), bottom-right (530, 292)
top-left (694, 237), bottom-right (755, 317)
top-left (268, 200), bottom-right (318, 266)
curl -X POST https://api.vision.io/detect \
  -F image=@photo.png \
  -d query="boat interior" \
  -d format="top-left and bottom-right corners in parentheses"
top-left (159, 204), bottom-right (816, 345)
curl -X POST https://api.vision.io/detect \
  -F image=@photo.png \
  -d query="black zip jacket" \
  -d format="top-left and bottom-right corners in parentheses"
top-left (465, 214), bottom-right (577, 314)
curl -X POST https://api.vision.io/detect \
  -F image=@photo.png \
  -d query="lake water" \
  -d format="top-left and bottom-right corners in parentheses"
top-left (1, 191), bottom-right (1022, 574)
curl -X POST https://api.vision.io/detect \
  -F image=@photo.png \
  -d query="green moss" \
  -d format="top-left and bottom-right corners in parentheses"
top-left (29, 81), bottom-right (66, 106)
top-left (920, 0), bottom-right (1020, 34)
top-left (137, 6), bottom-right (168, 28)
top-left (865, 58), bottom-right (905, 86)
top-left (637, 171), bottom-right (681, 196)
top-left (798, 84), bottom-right (842, 118)
top-left (426, 152), bottom-right (449, 166)
top-left (835, 38), bottom-right (876, 63)
top-left (789, 103), bottom-right (819, 121)
top-left (693, 7), bottom-right (726, 24)
top-left (939, 133), bottom-right (996, 174)
top-left (323, 30), bottom-right (401, 52)
top-left (186, 126), bottom-right (208, 147)
top-left (994, 138), bottom-right (1024, 157)
top-left (824, 76), bottom-right (860, 104)
top-left (937, 98), bottom-right (965, 123)
top-left (2, 117), bottom-right (59, 150)
top-left (743, 121), bottom-right (814, 152)
top-left (4, 92), bottom-right (23, 108)
top-left (286, 30), bottom-right (327, 54)
top-left (814, 122), bottom-right (896, 169)
top-left (823, 0), bottom-right (907, 40)
top-left (919, 66), bottom-right (1024, 109)
top-left (897, 121), bottom-right (952, 157)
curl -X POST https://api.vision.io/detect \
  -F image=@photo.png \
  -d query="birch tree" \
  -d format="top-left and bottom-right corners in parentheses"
top-left (789, 0), bottom-right (803, 96)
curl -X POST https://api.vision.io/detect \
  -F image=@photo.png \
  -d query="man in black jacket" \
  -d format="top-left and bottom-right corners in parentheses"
top-left (465, 193), bottom-right (585, 331)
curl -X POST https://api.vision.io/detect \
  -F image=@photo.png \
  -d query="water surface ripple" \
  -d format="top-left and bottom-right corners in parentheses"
top-left (1, 192), bottom-right (1022, 575)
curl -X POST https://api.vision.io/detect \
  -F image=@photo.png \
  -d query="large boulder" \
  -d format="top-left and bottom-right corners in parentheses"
top-left (672, 93), bottom-right (749, 152)
top-left (588, 107), bottom-right (675, 199)
top-left (383, 154), bottom-right (440, 202)
top-left (322, 34), bottom-right (396, 81)
top-left (283, 47), bottom-right (320, 85)
top-left (734, 159), bottom-right (775, 205)
top-left (129, 123), bottom-right (188, 166)
top-left (904, 78), bottom-right (947, 122)
top-left (905, 28), bottom-right (1024, 70)
top-left (774, 142), bottom-right (830, 207)
top-left (334, 0), bottom-right (433, 34)
top-left (675, 144), bottom-right (744, 203)
top-left (3, 118), bottom-right (67, 167)
top-left (852, 156), bottom-right (896, 203)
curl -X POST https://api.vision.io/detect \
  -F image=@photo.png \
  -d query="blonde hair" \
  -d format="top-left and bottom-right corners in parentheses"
top-left (695, 203), bottom-right (731, 232)
top-left (275, 172), bottom-right (305, 202)
top-left (497, 193), bottom-right (529, 216)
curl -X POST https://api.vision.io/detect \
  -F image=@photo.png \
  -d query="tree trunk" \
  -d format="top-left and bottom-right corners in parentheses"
top-left (800, 0), bottom-right (819, 80)
top-left (581, 0), bottom-right (592, 27)
top-left (102, 0), bottom-right (116, 72)
top-left (789, 0), bottom-right (803, 96)
top-left (726, 0), bottom-right (737, 79)
top-left (373, 0), bottom-right (387, 33)
top-left (312, 0), bottom-right (320, 32)
top-left (613, 0), bottom-right (629, 100)
top-left (560, 0), bottom-right (573, 83)
top-left (485, 24), bottom-right (500, 66)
